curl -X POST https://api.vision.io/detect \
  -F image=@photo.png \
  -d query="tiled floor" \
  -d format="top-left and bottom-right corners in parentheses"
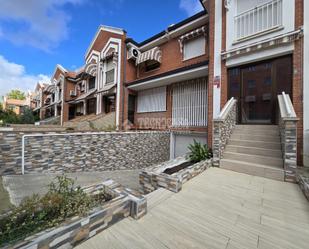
top-left (77, 168), bottom-right (309, 249)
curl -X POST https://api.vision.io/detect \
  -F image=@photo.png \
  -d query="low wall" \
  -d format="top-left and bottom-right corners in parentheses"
top-left (0, 131), bottom-right (170, 175)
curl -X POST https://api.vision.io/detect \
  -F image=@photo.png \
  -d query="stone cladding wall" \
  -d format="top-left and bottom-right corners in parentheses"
top-left (279, 118), bottom-right (299, 182)
top-left (212, 100), bottom-right (237, 167)
top-left (0, 131), bottom-right (170, 175)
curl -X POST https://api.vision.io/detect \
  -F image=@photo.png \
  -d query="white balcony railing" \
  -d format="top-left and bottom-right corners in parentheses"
top-left (234, 0), bottom-right (283, 41)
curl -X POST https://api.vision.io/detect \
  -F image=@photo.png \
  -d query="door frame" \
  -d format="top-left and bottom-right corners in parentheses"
top-left (227, 55), bottom-right (292, 125)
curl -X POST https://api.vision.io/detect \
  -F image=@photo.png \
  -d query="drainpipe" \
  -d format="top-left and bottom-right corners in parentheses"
top-left (122, 40), bottom-right (127, 130)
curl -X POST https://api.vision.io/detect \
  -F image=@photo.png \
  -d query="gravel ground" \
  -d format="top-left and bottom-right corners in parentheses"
top-left (2, 170), bottom-right (141, 206)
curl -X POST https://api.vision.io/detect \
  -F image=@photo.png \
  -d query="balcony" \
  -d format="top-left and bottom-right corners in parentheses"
top-left (105, 69), bottom-right (115, 85)
top-left (234, 0), bottom-right (283, 41)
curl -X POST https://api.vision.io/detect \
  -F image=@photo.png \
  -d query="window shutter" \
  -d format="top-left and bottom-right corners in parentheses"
top-left (137, 86), bottom-right (166, 113)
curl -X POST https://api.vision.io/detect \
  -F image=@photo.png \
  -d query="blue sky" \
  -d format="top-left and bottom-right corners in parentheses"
top-left (0, 0), bottom-right (203, 96)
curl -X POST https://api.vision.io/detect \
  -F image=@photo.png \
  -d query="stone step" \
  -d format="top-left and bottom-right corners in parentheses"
top-left (235, 125), bottom-right (278, 130)
top-left (228, 139), bottom-right (281, 150)
top-left (223, 151), bottom-right (283, 167)
top-left (230, 133), bottom-right (280, 143)
top-left (220, 159), bottom-right (284, 181)
top-left (233, 128), bottom-right (279, 136)
top-left (225, 145), bottom-right (282, 158)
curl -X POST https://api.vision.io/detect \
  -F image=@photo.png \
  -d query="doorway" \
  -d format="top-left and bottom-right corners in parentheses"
top-left (228, 56), bottom-right (292, 124)
top-left (128, 94), bottom-right (136, 124)
top-left (104, 95), bottom-right (115, 114)
top-left (87, 98), bottom-right (96, 114)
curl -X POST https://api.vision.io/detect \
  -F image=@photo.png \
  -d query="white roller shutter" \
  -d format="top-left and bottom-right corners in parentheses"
top-left (137, 86), bottom-right (166, 113)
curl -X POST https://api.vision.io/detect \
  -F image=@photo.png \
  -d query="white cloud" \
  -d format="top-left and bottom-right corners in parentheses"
top-left (0, 55), bottom-right (50, 96)
top-left (0, 0), bottom-right (86, 51)
top-left (179, 0), bottom-right (203, 16)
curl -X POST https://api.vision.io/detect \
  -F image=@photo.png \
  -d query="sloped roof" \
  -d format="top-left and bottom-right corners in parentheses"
top-left (5, 99), bottom-right (28, 106)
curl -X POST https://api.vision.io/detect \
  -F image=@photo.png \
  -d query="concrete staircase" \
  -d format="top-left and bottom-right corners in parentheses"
top-left (63, 112), bottom-right (115, 131)
top-left (221, 125), bottom-right (285, 181)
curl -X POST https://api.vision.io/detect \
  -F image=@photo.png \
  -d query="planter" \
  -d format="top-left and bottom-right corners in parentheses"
top-left (7, 180), bottom-right (146, 249)
top-left (297, 169), bottom-right (309, 201)
top-left (139, 156), bottom-right (212, 194)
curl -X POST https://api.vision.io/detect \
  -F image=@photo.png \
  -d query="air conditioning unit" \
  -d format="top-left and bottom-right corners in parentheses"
top-left (70, 90), bottom-right (76, 97)
top-left (127, 46), bottom-right (140, 60)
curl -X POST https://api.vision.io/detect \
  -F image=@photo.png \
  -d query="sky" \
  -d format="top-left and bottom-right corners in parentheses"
top-left (0, 0), bottom-right (204, 96)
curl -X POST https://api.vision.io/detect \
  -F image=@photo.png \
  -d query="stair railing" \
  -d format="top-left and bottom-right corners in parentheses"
top-left (278, 92), bottom-right (299, 182)
top-left (213, 97), bottom-right (238, 167)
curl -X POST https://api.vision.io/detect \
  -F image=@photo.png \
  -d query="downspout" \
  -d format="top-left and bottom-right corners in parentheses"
top-left (122, 40), bottom-right (127, 130)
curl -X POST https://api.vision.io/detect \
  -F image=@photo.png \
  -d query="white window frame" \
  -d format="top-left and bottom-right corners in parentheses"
top-left (183, 36), bottom-right (206, 61)
top-left (137, 86), bottom-right (166, 113)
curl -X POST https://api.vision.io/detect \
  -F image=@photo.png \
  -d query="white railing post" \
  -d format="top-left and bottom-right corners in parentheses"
top-left (22, 135), bottom-right (25, 175)
top-left (234, 0), bottom-right (282, 40)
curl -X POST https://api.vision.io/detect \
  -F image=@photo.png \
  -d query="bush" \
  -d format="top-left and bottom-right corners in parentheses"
top-left (187, 139), bottom-right (212, 163)
top-left (0, 109), bottom-right (20, 124)
top-left (0, 175), bottom-right (112, 246)
top-left (20, 108), bottom-right (35, 124)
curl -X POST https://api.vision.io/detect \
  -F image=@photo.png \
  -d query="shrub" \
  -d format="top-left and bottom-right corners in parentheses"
top-left (0, 175), bottom-right (112, 246)
top-left (187, 139), bottom-right (212, 163)
top-left (20, 108), bottom-right (36, 124)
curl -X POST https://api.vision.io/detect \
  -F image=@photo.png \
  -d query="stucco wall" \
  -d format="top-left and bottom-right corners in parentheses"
top-left (0, 131), bottom-right (170, 175)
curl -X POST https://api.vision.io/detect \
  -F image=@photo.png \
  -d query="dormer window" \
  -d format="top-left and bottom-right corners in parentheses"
top-left (89, 77), bottom-right (96, 90)
top-left (105, 58), bottom-right (115, 85)
top-left (81, 82), bottom-right (85, 92)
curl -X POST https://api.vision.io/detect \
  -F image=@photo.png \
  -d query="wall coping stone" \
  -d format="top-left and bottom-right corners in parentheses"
top-left (140, 156), bottom-right (213, 193)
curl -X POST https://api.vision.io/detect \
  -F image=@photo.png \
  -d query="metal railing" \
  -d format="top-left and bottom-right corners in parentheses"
top-left (235, 0), bottom-right (282, 40)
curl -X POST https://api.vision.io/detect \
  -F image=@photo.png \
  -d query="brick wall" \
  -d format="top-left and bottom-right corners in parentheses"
top-left (293, 0), bottom-right (304, 165)
top-left (0, 131), bottom-right (170, 175)
top-left (206, 0), bottom-right (214, 146)
top-left (125, 25), bottom-right (209, 85)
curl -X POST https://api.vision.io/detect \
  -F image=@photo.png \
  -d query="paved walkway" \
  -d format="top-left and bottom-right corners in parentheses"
top-left (2, 170), bottom-right (140, 206)
top-left (77, 167), bottom-right (309, 249)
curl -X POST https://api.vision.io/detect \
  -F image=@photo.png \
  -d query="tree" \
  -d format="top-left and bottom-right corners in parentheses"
top-left (20, 108), bottom-right (35, 124)
top-left (7, 89), bottom-right (26, 100)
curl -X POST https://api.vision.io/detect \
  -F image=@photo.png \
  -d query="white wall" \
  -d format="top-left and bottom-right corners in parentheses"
top-left (213, 0), bottom-right (222, 118)
top-left (304, 0), bottom-right (309, 167)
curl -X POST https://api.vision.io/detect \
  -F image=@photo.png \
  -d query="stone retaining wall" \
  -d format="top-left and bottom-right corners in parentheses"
top-left (213, 99), bottom-right (237, 167)
top-left (0, 131), bottom-right (170, 175)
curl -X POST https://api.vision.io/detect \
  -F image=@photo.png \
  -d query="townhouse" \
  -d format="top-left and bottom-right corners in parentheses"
top-left (122, 10), bottom-right (209, 158)
top-left (35, 0), bottom-right (307, 165)
top-left (61, 25), bottom-right (126, 128)
top-left (205, 0), bottom-right (306, 165)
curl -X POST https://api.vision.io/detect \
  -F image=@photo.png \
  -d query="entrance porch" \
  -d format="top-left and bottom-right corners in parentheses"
top-left (228, 56), bottom-right (292, 124)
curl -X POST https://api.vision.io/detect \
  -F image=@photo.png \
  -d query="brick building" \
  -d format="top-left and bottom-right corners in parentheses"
top-left (121, 10), bottom-right (209, 158)
top-left (35, 0), bottom-right (307, 165)
top-left (60, 26), bottom-right (126, 127)
top-left (205, 0), bottom-right (305, 165)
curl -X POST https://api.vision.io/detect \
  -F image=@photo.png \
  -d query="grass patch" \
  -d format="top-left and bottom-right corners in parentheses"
top-left (0, 178), bottom-right (11, 214)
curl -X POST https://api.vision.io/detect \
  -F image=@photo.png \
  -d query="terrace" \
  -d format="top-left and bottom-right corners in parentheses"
top-left (77, 167), bottom-right (309, 249)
